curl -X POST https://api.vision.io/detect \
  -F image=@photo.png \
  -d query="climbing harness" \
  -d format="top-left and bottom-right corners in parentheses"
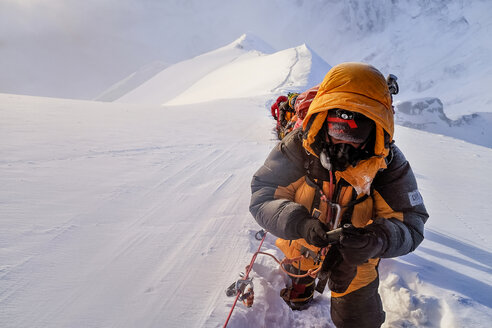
top-left (223, 150), bottom-right (365, 324)
top-left (222, 226), bottom-right (344, 327)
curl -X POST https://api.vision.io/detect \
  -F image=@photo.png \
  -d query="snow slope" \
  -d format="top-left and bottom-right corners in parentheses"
top-left (165, 43), bottom-right (329, 106)
top-left (116, 34), bottom-right (277, 105)
top-left (1, 35), bottom-right (492, 328)
top-left (395, 98), bottom-right (492, 148)
top-left (1, 90), bottom-right (491, 328)
top-left (0, 93), bottom-right (273, 328)
top-left (95, 61), bottom-right (169, 102)
top-left (115, 35), bottom-right (329, 106)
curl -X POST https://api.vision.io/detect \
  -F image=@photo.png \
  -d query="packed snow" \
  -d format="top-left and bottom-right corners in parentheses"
top-left (95, 61), bottom-right (169, 102)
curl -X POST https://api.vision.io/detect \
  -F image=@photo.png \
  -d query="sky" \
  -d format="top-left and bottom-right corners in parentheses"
top-left (1, 0), bottom-right (300, 99)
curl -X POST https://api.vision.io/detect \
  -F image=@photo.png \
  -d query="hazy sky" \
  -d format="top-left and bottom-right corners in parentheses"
top-left (0, 0), bottom-right (303, 99)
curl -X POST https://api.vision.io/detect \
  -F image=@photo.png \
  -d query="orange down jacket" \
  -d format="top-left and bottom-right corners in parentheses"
top-left (250, 63), bottom-right (428, 297)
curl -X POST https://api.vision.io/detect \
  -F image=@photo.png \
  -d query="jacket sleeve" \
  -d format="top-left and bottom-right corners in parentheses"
top-left (372, 143), bottom-right (429, 258)
top-left (249, 131), bottom-right (311, 240)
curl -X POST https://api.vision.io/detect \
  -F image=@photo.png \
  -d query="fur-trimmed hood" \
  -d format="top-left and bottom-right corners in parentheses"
top-left (302, 62), bottom-right (394, 159)
top-left (302, 62), bottom-right (395, 195)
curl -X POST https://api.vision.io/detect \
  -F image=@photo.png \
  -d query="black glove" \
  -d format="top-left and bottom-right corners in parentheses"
top-left (328, 256), bottom-right (357, 293)
top-left (296, 218), bottom-right (331, 248)
top-left (339, 224), bottom-right (386, 265)
top-left (316, 245), bottom-right (357, 294)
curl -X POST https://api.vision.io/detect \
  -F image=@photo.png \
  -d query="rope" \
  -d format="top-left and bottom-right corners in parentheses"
top-left (327, 169), bottom-right (334, 227)
top-left (223, 230), bottom-right (268, 328)
top-left (255, 252), bottom-right (321, 278)
top-left (223, 230), bottom-right (329, 326)
top-left (223, 231), bottom-right (322, 327)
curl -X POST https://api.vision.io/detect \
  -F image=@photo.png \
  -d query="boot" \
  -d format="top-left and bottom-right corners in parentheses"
top-left (280, 264), bottom-right (315, 310)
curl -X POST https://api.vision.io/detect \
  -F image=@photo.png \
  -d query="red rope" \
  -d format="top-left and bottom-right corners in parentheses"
top-left (223, 172), bottom-right (335, 327)
top-left (316, 170), bottom-right (335, 226)
top-left (327, 170), bottom-right (334, 225)
top-left (223, 231), bottom-right (268, 328)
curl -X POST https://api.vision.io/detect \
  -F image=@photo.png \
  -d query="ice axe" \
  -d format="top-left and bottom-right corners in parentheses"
top-left (324, 225), bottom-right (345, 244)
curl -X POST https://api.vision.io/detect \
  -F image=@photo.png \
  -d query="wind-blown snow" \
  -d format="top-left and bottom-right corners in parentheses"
top-left (1, 37), bottom-right (491, 327)
top-left (95, 61), bottom-right (169, 102)
top-left (0, 93), bottom-right (274, 327)
top-left (165, 43), bottom-right (329, 106)
top-left (116, 34), bottom-right (277, 105)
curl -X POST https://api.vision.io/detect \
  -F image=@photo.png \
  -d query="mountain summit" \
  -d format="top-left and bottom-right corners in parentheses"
top-left (113, 36), bottom-right (330, 106)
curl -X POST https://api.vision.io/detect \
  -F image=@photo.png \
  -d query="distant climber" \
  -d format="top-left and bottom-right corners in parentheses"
top-left (270, 93), bottom-right (299, 140)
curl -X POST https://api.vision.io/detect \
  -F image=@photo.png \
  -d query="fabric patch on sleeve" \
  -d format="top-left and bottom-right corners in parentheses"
top-left (408, 190), bottom-right (423, 206)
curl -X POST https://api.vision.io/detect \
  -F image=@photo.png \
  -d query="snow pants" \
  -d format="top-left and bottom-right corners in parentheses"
top-left (330, 278), bottom-right (385, 328)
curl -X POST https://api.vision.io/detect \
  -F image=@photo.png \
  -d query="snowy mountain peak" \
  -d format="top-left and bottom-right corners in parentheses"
top-left (295, 43), bottom-right (331, 85)
top-left (115, 36), bottom-right (263, 105)
top-left (229, 33), bottom-right (276, 54)
top-left (163, 42), bottom-right (331, 106)
top-left (114, 37), bottom-right (330, 106)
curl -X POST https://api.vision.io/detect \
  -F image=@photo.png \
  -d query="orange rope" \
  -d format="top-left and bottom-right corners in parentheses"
top-left (254, 251), bottom-right (321, 279)
top-left (223, 232), bottom-right (325, 327)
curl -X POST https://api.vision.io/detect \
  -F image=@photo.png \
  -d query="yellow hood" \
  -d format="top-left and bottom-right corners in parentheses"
top-left (302, 62), bottom-right (394, 158)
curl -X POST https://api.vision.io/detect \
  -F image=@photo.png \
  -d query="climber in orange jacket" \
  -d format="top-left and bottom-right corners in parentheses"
top-left (271, 93), bottom-right (299, 140)
top-left (250, 62), bottom-right (428, 328)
